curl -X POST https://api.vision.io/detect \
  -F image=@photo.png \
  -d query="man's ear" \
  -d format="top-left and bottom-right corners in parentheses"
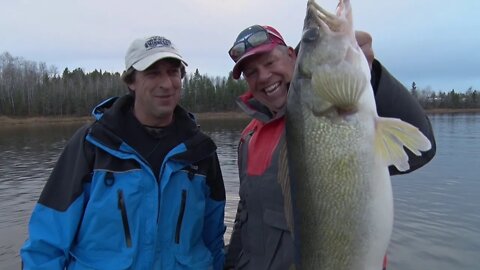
top-left (294, 42), bottom-right (300, 55)
top-left (287, 47), bottom-right (297, 61)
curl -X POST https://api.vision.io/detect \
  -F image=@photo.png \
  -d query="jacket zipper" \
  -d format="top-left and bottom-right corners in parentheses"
top-left (175, 189), bottom-right (187, 244)
top-left (117, 189), bottom-right (132, 248)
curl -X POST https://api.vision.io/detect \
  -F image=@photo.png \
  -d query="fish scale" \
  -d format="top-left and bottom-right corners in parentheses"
top-left (278, 0), bottom-right (431, 269)
top-left (295, 115), bottom-right (374, 267)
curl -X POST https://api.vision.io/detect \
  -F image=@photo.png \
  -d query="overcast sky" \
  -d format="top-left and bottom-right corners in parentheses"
top-left (2, 0), bottom-right (478, 92)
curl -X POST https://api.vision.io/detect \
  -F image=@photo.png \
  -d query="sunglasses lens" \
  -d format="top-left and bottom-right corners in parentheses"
top-left (247, 31), bottom-right (269, 47)
top-left (229, 43), bottom-right (246, 61)
top-left (237, 25), bottom-right (264, 40)
top-left (229, 28), bottom-right (270, 62)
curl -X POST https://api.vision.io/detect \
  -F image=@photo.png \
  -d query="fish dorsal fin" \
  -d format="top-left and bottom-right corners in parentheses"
top-left (311, 60), bottom-right (367, 110)
top-left (375, 117), bottom-right (432, 171)
top-left (278, 139), bottom-right (295, 239)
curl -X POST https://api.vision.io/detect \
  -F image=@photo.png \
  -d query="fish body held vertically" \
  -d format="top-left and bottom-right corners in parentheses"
top-left (278, 0), bottom-right (432, 269)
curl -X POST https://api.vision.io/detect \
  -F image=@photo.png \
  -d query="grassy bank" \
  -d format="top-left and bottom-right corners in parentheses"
top-left (0, 112), bottom-right (247, 126)
top-left (0, 116), bottom-right (93, 126)
top-left (1, 108), bottom-right (479, 125)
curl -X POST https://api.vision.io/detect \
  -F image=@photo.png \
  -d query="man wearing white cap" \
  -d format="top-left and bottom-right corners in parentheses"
top-left (20, 36), bottom-right (226, 270)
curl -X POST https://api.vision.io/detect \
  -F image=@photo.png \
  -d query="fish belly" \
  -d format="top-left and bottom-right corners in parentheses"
top-left (287, 111), bottom-right (393, 270)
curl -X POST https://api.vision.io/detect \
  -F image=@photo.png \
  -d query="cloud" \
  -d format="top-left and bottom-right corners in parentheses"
top-left (1, 0), bottom-right (478, 91)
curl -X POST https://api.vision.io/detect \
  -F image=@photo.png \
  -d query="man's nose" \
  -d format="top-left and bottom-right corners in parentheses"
top-left (257, 67), bottom-right (271, 81)
top-left (156, 73), bottom-right (173, 88)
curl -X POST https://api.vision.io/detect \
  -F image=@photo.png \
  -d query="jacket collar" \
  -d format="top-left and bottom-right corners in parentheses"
top-left (236, 91), bottom-right (286, 123)
top-left (88, 94), bottom-right (215, 164)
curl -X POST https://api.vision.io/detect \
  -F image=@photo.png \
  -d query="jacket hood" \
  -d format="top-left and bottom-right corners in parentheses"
top-left (88, 94), bottom-right (216, 164)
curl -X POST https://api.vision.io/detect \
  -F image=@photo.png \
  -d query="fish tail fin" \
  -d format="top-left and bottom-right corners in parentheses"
top-left (375, 117), bottom-right (432, 172)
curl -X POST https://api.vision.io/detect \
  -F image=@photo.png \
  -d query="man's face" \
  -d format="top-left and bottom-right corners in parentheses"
top-left (128, 59), bottom-right (182, 127)
top-left (241, 46), bottom-right (297, 114)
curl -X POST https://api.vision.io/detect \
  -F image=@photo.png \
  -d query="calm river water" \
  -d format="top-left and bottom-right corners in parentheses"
top-left (0, 114), bottom-right (479, 269)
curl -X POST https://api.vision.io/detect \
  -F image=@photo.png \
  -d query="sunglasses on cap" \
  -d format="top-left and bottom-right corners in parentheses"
top-left (228, 25), bottom-right (286, 62)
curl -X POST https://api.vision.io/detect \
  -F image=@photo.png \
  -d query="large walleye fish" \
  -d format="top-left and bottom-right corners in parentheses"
top-left (278, 0), bottom-right (432, 269)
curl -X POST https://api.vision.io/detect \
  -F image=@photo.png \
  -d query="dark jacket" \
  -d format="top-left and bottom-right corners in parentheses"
top-left (225, 60), bottom-right (436, 270)
top-left (21, 95), bottom-right (226, 270)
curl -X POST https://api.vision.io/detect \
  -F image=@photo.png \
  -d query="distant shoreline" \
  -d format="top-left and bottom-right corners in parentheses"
top-left (0, 112), bottom-right (248, 126)
top-left (423, 108), bottom-right (480, 114)
top-left (1, 108), bottom-right (479, 125)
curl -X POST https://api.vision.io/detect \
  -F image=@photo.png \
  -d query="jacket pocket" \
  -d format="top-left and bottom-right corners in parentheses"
top-left (235, 250), bottom-right (250, 269)
top-left (117, 189), bottom-right (132, 248)
top-left (175, 189), bottom-right (187, 244)
top-left (175, 252), bottom-right (212, 270)
top-left (70, 248), bottom-right (133, 270)
top-left (263, 208), bottom-right (289, 231)
top-left (262, 208), bottom-right (292, 269)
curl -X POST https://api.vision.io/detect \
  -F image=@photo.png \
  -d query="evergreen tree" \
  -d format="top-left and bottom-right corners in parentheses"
top-left (1, 51), bottom-right (478, 117)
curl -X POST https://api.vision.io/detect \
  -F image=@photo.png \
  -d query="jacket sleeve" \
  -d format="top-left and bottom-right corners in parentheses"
top-left (203, 153), bottom-right (227, 270)
top-left (20, 124), bottom-right (93, 269)
top-left (371, 59), bottom-right (437, 175)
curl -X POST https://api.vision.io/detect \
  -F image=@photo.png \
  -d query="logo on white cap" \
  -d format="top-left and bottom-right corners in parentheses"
top-left (125, 35), bottom-right (187, 71)
top-left (144, 36), bottom-right (174, 50)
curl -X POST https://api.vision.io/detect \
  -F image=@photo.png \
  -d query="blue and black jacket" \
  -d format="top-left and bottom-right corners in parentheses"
top-left (21, 95), bottom-right (226, 270)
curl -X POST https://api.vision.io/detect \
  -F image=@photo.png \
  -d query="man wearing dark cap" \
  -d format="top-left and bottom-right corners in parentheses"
top-left (20, 36), bottom-right (226, 270)
top-left (225, 25), bottom-right (436, 269)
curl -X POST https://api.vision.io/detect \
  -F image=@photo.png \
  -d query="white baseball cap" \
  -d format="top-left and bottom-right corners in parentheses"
top-left (124, 36), bottom-right (188, 71)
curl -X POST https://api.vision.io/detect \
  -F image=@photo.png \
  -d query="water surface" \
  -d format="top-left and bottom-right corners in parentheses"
top-left (0, 114), bottom-right (479, 269)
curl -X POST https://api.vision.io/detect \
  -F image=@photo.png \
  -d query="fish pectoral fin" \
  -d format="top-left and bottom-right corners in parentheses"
top-left (311, 62), bottom-right (367, 111)
top-left (375, 117), bottom-right (432, 172)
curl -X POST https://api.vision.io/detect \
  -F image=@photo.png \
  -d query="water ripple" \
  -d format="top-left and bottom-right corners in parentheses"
top-left (2, 116), bottom-right (480, 269)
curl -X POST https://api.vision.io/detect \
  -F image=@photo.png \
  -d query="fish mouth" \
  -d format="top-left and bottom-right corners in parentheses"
top-left (306, 0), bottom-right (349, 33)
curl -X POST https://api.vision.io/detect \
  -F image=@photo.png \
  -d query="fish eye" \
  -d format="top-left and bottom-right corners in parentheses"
top-left (302, 27), bottom-right (319, 43)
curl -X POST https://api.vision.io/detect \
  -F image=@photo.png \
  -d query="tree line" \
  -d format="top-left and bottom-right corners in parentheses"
top-left (409, 82), bottom-right (479, 110)
top-left (0, 52), bottom-right (247, 116)
top-left (0, 52), bottom-right (478, 117)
